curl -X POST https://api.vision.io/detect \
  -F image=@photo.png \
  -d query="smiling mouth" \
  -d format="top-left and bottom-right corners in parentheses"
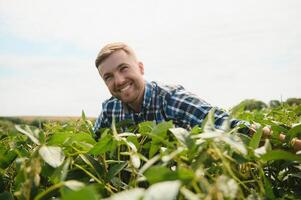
top-left (118, 82), bottom-right (132, 93)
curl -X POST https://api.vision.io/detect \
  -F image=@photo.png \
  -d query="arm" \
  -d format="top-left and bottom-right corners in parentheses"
top-left (162, 88), bottom-right (247, 130)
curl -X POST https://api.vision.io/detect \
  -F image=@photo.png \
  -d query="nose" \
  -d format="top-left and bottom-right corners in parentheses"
top-left (114, 73), bottom-right (126, 87)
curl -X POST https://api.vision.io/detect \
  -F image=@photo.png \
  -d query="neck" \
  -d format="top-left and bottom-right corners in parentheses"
top-left (128, 81), bottom-right (146, 113)
top-left (129, 104), bottom-right (141, 113)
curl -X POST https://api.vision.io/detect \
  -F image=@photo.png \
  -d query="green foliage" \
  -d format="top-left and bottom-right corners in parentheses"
top-left (230, 99), bottom-right (267, 115)
top-left (0, 104), bottom-right (301, 199)
top-left (286, 98), bottom-right (301, 106)
top-left (269, 100), bottom-right (281, 108)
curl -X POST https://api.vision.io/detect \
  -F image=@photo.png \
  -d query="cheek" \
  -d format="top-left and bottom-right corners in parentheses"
top-left (106, 82), bottom-right (114, 92)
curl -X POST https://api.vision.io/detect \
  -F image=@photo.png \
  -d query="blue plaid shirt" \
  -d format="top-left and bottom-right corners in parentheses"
top-left (94, 81), bottom-right (244, 132)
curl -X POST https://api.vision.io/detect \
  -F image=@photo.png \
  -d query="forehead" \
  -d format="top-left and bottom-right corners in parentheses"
top-left (99, 50), bottom-right (133, 75)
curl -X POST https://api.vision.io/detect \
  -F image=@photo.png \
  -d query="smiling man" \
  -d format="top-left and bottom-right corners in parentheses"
top-left (93, 42), bottom-right (301, 151)
top-left (93, 42), bottom-right (247, 134)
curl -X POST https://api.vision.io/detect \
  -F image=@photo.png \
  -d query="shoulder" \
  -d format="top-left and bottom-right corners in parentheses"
top-left (155, 82), bottom-right (211, 108)
top-left (154, 81), bottom-right (199, 100)
top-left (152, 81), bottom-right (185, 97)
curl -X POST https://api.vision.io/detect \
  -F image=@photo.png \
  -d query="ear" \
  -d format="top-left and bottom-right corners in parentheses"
top-left (138, 62), bottom-right (144, 75)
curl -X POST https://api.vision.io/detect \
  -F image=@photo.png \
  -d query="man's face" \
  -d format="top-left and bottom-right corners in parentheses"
top-left (98, 50), bottom-right (145, 110)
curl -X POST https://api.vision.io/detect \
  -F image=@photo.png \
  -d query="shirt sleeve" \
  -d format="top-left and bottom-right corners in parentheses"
top-left (163, 87), bottom-right (249, 130)
top-left (214, 109), bottom-right (251, 130)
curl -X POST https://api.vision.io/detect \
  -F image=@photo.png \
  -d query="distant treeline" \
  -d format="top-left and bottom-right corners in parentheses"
top-left (230, 97), bottom-right (301, 115)
top-left (0, 117), bottom-right (48, 130)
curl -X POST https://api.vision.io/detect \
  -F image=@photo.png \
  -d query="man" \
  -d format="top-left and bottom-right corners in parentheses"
top-left (93, 42), bottom-right (245, 131)
top-left (94, 42), bottom-right (301, 150)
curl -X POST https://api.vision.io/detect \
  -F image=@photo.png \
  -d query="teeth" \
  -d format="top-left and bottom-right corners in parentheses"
top-left (120, 84), bottom-right (131, 92)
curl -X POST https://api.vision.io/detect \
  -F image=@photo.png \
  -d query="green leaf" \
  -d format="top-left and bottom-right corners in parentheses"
top-left (176, 167), bottom-right (195, 183)
top-left (48, 157), bottom-right (71, 184)
top-left (39, 145), bottom-right (65, 168)
top-left (149, 143), bottom-right (161, 158)
top-left (287, 123), bottom-right (301, 139)
top-left (263, 174), bottom-right (275, 199)
top-left (190, 125), bottom-right (202, 135)
top-left (106, 188), bottom-right (145, 200)
top-left (89, 134), bottom-right (113, 156)
top-left (147, 121), bottom-right (173, 157)
top-left (260, 150), bottom-right (301, 162)
top-left (0, 174), bottom-right (6, 192)
top-left (138, 121), bottom-right (155, 134)
top-left (60, 157), bottom-right (71, 182)
top-left (61, 185), bottom-right (99, 200)
top-left (66, 133), bottom-right (96, 153)
top-left (152, 121), bottom-right (173, 138)
top-left (0, 150), bottom-right (17, 169)
top-left (109, 139), bottom-right (118, 157)
top-left (144, 166), bottom-right (177, 184)
top-left (193, 131), bottom-right (222, 139)
top-left (0, 192), bottom-right (14, 200)
top-left (249, 127), bottom-right (263, 149)
top-left (64, 180), bottom-right (85, 191)
top-left (144, 180), bottom-right (181, 200)
top-left (108, 161), bottom-right (127, 181)
top-left (202, 108), bottom-right (216, 132)
top-left (15, 124), bottom-right (40, 145)
top-left (270, 124), bottom-right (288, 134)
top-left (295, 105), bottom-right (301, 115)
top-left (169, 127), bottom-right (194, 148)
top-left (71, 133), bottom-right (96, 145)
top-left (80, 154), bottom-right (104, 179)
top-left (47, 131), bottom-right (73, 146)
top-left (220, 134), bottom-right (247, 155)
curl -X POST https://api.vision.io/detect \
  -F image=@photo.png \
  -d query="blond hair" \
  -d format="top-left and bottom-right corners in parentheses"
top-left (95, 42), bottom-right (137, 68)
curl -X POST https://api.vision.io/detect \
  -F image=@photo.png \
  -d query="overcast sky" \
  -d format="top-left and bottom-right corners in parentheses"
top-left (0, 0), bottom-right (300, 117)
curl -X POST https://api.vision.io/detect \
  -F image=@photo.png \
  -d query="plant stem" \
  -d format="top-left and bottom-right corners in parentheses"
top-left (34, 182), bottom-right (64, 200)
top-left (74, 163), bottom-right (115, 194)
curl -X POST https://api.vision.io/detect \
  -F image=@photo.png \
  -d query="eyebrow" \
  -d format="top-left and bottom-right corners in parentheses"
top-left (116, 63), bottom-right (128, 69)
top-left (102, 63), bottom-right (128, 78)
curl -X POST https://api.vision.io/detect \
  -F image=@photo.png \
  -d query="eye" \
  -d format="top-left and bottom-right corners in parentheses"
top-left (104, 75), bottom-right (112, 82)
top-left (120, 65), bottom-right (128, 72)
